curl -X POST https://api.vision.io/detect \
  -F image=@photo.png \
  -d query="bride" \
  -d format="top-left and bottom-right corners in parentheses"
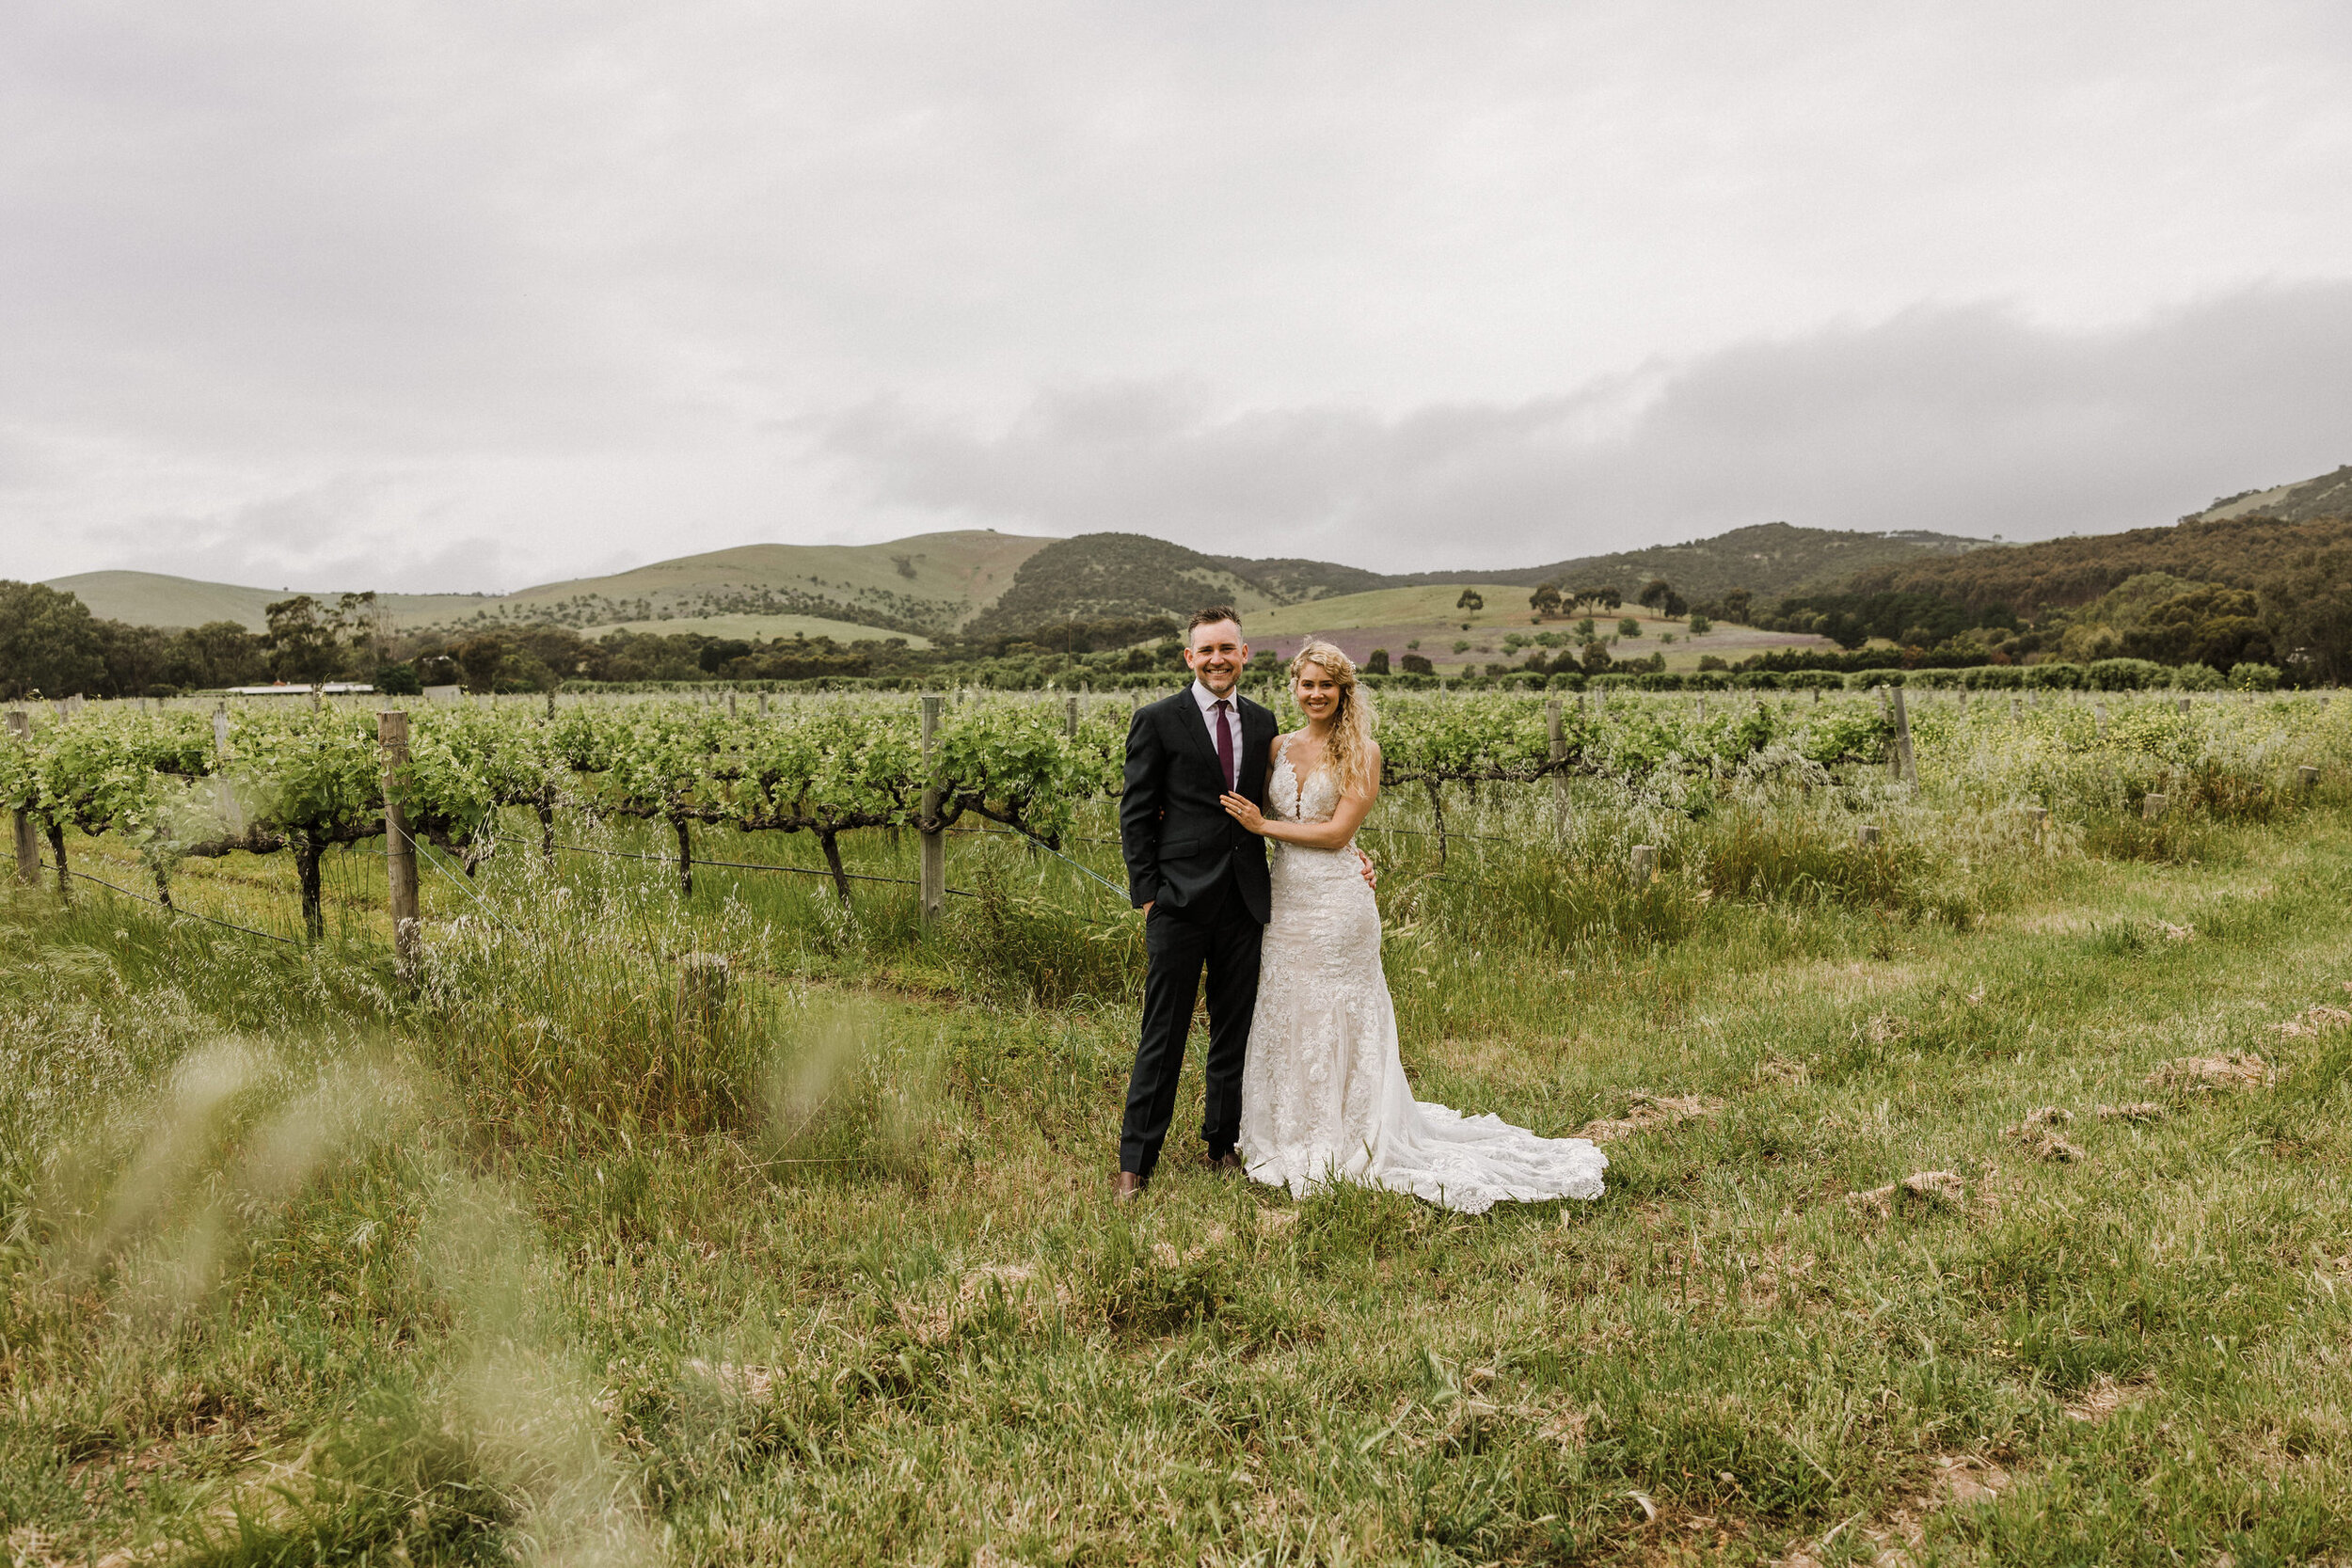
top-left (1218, 641), bottom-right (1608, 1213)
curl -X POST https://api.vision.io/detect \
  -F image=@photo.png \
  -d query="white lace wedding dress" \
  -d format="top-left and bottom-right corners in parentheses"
top-left (1238, 742), bottom-right (1609, 1213)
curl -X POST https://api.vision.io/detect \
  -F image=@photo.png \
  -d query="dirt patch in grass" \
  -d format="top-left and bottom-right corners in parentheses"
top-left (2145, 1052), bottom-right (2274, 1093)
top-left (1848, 1170), bottom-right (1967, 1219)
top-left (2064, 1373), bottom-right (2153, 1425)
top-left (2276, 1004), bottom-right (2352, 1039)
top-left (1778, 1453), bottom-right (2012, 1567)
top-left (1576, 1092), bottom-right (1722, 1143)
top-left (2004, 1107), bottom-right (2084, 1162)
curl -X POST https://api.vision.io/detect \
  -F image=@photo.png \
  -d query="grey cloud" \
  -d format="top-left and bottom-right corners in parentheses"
top-left (3, 3), bottom-right (2350, 587)
top-left (816, 284), bottom-right (2352, 571)
top-left (83, 475), bottom-right (528, 596)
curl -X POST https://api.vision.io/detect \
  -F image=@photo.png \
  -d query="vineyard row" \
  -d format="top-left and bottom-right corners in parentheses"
top-left (4, 687), bottom-right (2344, 952)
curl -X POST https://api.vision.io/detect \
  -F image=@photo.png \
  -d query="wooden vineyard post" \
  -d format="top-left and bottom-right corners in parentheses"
top-left (919, 694), bottom-right (945, 925)
top-left (1889, 686), bottom-right (1917, 785)
top-left (2300, 766), bottom-right (2322, 790)
top-left (1858, 824), bottom-right (1882, 847)
top-left (2143, 793), bottom-right (2169, 821)
top-left (727, 691), bottom-right (738, 718)
top-left (1065, 695), bottom-right (1079, 738)
top-left (8, 711), bottom-right (37, 887)
top-left (378, 711), bottom-right (421, 980)
top-left (546, 689), bottom-right (557, 720)
top-left (678, 953), bottom-right (730, 1037)
top-left (1546, 698), bottom-right (1568, 835)
top-left (1629, 845), bottom-right (1658, 884)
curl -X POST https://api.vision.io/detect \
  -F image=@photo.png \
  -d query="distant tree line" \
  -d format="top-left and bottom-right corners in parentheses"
top-left (0, 581), bottom-right (1196, 700)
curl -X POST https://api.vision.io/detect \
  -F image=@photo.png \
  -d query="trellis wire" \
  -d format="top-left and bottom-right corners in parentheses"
top-left (38, 858), bottom-right (304, 946)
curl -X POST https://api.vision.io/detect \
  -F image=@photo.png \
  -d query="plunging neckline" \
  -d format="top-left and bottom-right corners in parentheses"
top-left (1277, 734), bottom-right (1329, 820)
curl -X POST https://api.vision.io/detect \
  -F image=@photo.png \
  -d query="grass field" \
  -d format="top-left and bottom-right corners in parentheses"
top-left (1245, 586), bottom-right (1833, 673)
top-left (6, 720), bottom-right (2352, 1565)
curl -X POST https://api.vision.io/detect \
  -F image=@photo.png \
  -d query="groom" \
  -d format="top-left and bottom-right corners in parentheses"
top-left (1113, 610), bottom-right (1376, 1199)
top-left (1115, 608), bottom-right (1277, 1198)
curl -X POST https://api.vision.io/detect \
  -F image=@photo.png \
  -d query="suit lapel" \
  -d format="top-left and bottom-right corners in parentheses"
top-left (1238, 697), bottom-right (1274, 800)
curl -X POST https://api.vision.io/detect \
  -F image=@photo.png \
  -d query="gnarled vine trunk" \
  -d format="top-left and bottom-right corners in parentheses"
top-left (818, 829), bottom-right (853, 907)
top-left (294, 834), bottom-right (324, 942)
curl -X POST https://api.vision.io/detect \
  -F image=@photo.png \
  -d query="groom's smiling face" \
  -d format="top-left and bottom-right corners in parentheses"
top-left (1184, 618), bottom-right (1248, 696)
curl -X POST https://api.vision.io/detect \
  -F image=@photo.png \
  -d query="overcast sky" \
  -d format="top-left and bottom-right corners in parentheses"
top-left (4, 1), bottom-right (2349, 592)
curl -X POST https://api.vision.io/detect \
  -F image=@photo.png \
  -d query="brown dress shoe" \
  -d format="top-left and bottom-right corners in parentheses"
top-left (1113, 1171), bottom-right (1145, 1201)
top-left (1206, 1150), bottom-right (1246, 1174)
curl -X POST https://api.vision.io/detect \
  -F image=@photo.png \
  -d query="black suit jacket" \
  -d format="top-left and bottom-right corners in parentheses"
top-left (1120, 688), bottom-right (1277, 924)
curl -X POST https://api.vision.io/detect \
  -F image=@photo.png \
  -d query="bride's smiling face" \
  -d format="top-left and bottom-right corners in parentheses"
top-left (1293, 662), bottom-right (1343, 723)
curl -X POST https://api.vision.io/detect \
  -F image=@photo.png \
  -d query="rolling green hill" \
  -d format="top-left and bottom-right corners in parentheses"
top-left (1838, 510), bottom-right (2352, 615)
top-left (1390, 521), bottom-right (1996, 602)
top-left (41, 532), bottom-right (1050, 638)
top-left (2185, 464), bottom-right (2352, 527)
top-left (485, 531), bottom-right (1047, 637)
top-left (42, 571), bottom-right (493, 633)
top-left (41, 519), bottom-right (1998, 641)
top-left (961, 533), bottom-right (1282, 638)
top-left (1835, 455), bottom-right (2352, 615)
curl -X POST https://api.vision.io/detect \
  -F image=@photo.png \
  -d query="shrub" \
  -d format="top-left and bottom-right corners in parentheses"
top-left (2230, 661), bottom-right (2282, 691)
top-left (1688, 613), bottom-right (1713, 635)
top-left (1961, 665), bottom-right (2025, 689)
top-left (2170, 662), bottom-right (2225, 691)
top-left (2024, 661), bottom-right (2086, 689)
top-left (2087, 657), bottom-right (2166, 690)
top-left (1365, 648), bottom-right (1390, 674)
top-left (1400, 653), bottom-right (1435, 675)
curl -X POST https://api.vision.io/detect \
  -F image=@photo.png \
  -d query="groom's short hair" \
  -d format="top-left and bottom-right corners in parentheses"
top-left (1186, 606), bottom-right (1241, 642)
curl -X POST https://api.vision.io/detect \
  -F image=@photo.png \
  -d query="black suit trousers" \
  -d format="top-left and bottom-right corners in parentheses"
top-left (1120, 869), bottom-right (1262, 1179)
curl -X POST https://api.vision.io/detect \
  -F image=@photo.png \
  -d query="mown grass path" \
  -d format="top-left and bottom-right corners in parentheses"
top-left (4, 808), bottom-right (2351, 1565)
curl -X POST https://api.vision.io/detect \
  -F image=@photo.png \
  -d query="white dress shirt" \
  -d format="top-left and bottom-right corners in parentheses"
top-left (1189, 678), bottom-right (1241, 788)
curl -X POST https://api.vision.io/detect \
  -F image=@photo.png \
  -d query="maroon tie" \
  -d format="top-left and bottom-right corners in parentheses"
top-left (1214, 699), bottom-right (1235, 791)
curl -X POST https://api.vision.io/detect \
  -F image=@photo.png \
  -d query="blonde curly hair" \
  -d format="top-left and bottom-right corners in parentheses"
top-left (1287, 640), bottom-right (1379, 797)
